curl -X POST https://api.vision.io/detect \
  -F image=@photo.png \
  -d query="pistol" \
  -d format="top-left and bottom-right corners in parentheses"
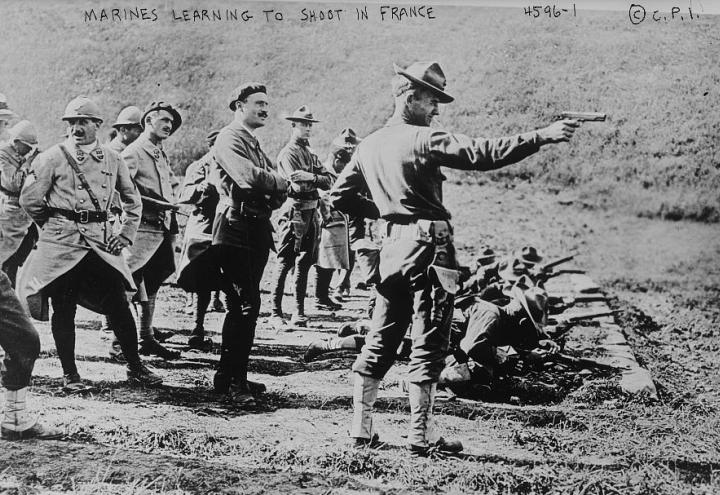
top-left (559, 111), bottom-right (607, 122)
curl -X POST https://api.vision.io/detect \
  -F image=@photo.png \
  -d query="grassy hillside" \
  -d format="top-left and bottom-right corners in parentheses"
top-left (1, 0), bottom-right (718, 221)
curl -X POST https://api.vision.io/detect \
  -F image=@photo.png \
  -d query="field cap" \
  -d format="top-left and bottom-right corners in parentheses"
top-left (229, 82), bottom-right (266, 111)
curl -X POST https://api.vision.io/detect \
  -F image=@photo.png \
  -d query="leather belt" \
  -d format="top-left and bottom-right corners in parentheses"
top-left (385, 219), bottom-right (453, 244)
top-left (49, 207), bottom-right (108, 223)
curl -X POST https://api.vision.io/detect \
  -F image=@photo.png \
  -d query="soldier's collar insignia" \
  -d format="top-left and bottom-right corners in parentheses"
top-left (75, 149), bottom-right (86, 163)
top-left (90, 148), bottom-right (104, 161)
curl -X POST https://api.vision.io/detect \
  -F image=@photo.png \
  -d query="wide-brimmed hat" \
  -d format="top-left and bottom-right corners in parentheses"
top-left (285, 105), bottom-right (320, 123)
top-left (393, 61), bottom-right (454, 103)
top-left (0, 93), bottom-right (16, 120)
top-left (497, 256), bottom-right (529, 282)
top-left (112, 106), bottom-right (142, 129)
top-left (511, 285), bottom-right (548, 332)
top-left (475, 247), bottom-right (497, 266)
top-left (228, 82), bottom-right (266, 111)
top-left (331, 128), bottom-right (361, 150)
top-left (8, 120), bottom-right (38, 147)
top-left (61, 96), bottom-right (103, 123)
top-left (142, 101), bottom-right (182, 135)
top-left (516, 246), bottom-right (544, 267)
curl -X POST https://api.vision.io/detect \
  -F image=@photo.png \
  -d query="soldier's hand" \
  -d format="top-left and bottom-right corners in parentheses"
top-left (106, 234), bottom-right (130, 255)
top-left (539, 120), bottom-right (579, 143)
top-left (537, 339), bottom-right (560, 355)
top-left (290, 170), bottom-right (316, 182)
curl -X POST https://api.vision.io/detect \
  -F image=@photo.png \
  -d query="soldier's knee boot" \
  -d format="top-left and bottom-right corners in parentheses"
top-left (408, 381), bottom-right (463, 456)
top-left (351, 373), bottom-right (381, 446)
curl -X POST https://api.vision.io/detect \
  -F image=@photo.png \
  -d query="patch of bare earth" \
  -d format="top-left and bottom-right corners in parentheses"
top-left (2, 182), bottom-right (719, 494)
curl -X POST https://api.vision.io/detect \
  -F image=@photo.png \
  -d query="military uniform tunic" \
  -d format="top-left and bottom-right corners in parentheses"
top-left (331, 115), bottom-right (544, 383)
top-left (121, 134), bottom-right (177, 291)
top-left (0, 143), bottom-right (34, 266)
top-left (18, 139), bottom-right (141, 320)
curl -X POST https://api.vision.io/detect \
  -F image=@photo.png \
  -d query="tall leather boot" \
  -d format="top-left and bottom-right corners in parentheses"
top-left (291, 260), bottom-right (309, 327)
top-left (273, 260), bottom-right (293, 318)
top-left (350, 373), bottom-right (381, 446)
top-left (1, 388), bottom-right (63, 440)
top-left (408, 381), bottom-right (463, 456)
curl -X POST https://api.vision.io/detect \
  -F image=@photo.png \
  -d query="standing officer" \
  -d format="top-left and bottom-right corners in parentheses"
top-left (271, 106), bottom-right (333, 327)
top-left (18, 95), bottom-right (161, 390)
top-left (313, 128), bottom-right (361, 310)
top-left (208, 83), bottom-right (288, 405)
top-left (108, 106), bottom-right (143, 154)
top-left (0, 121), bottom-right (40, 287)
top-left (330, 62), bottom-right (578, 455)
top-left (121, 101), bottom-right (183, 360)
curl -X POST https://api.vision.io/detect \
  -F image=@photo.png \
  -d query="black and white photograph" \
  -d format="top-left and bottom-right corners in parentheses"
top-left (0, 0), bottom-right (718, 493)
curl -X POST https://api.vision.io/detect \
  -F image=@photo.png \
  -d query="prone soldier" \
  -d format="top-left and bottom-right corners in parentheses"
top-left (330, 61), bottom-right (578, 455)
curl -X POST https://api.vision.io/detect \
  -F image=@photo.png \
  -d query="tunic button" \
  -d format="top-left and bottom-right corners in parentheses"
top-left (102, 184), bottom-right (107, 188)
top-left (81, 228), bottom-right (87, 233)
top-left (80, 199), bottom-right (85, 203)
top-left (78, 185), bottom-right (83, 190)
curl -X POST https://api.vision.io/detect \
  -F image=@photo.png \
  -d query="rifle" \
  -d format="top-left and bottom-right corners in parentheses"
top-left (547, 310), bottom-right (616, 327)
top-left (550, 353), bottom-right (619, 372)
top-left (547, 295), bottom-right (608, 315)
top-left (558, 111), bottom-right (607, 122)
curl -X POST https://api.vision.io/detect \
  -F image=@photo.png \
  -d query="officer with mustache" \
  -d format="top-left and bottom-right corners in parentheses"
top-left (120, 101), bottom-right (183, 361)
top-left (18, 95), bottom-right (161, 391)
top-left (208, 83), bottom-right (288, 406)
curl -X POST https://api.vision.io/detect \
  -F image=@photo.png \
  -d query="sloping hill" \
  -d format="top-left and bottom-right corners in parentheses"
top-left (1, 0), bottom-right (717, 220)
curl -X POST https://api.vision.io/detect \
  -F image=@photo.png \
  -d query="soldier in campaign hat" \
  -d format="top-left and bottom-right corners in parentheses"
top-left (208, 82), bottom-right (288, 405)
top-left (0, 121), bottom-right (40, 287)
top-left (119, 100), bottom-right (183, 361)
top-left (440, 284), bottom-right (558, 399)
top-left (18, 95), bottom-right (161, 391)
top-left (271, 105), bottom-right (334, 327)
top-left (109, 106), bottom-right (143, 153)
top-left (330, 61), bottom-right (578, 455)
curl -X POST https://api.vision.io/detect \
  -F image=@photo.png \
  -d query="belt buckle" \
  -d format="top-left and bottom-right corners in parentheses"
top-left (77, 210), bottom-right (90, 224)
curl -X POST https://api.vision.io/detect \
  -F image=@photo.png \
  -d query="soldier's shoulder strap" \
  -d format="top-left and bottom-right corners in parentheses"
top-left (58, 144), bottom-right (104, 213)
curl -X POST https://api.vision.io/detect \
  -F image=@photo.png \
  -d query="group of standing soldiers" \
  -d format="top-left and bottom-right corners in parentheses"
top-left (0, 60), bottom-right (580, 452)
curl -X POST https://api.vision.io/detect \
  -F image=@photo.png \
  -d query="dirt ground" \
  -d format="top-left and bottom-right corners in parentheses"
top-left (1, 181), bottom-right (719, 494)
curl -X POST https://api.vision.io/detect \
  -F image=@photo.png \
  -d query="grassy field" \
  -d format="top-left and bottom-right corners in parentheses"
top-left (0, 0), bottom-right (718, 221)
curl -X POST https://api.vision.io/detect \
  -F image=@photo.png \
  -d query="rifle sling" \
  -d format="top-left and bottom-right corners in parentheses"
top-left (59, 145), bottom-right (104, 213)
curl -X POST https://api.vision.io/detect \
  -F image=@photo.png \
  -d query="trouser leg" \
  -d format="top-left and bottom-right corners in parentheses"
top-left (1, 225), bottom-right (38, 288)
top-left (315, 266), bottom-right (333, 299)
top-left (273, 257), bottom-right (293, 316)
top-left (48, 270), bottom-right (81, 377)
top-left (350, 373), bottom-right (381, 440)
top-left (294, 251), bottom-right (313, 316)
top-left (194, 290), bottom-right (211, 335)
top-left (339, 250), bottom-right (355, 292)
top-left (0, 271), bottom-right (40, 391)
top-left (138, 294), bottom-right (156, 340)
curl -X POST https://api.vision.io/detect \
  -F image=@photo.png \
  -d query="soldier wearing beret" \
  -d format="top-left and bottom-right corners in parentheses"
top-left (18, 95), bottom-right (161, 391)
top-left (0, 121), bottom-right (40, 287)
top-left (120, 100), bottom-right (183, 361)
top-left (271, 106), bottom-right (334, 327)
top-left (208, 83), bottom-right (288, 405)
top-left (330, 61), bottom-right (578, 455)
